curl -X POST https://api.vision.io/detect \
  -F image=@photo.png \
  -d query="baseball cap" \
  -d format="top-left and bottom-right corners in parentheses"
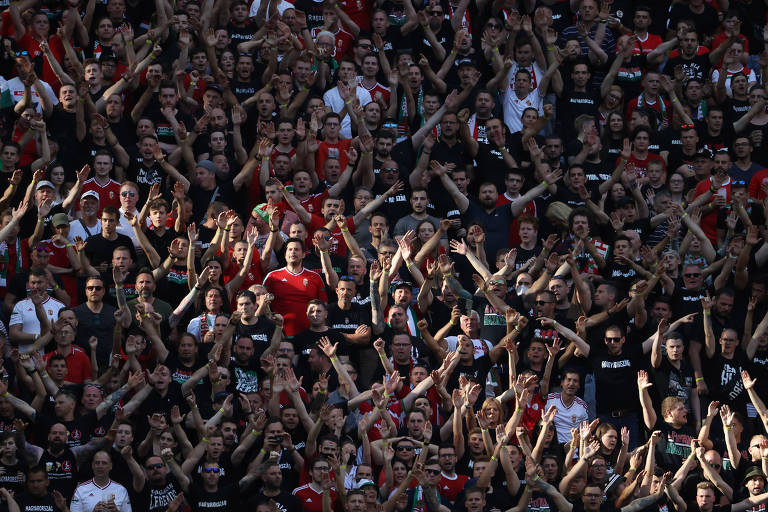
top-left (694, 148), bottom-right (713, 160)
top-left (205, 83), bottom-right (224, 94)
top-left (36, 180), bottom-right (55, 191)
top-left (356, 479), bottom-right (377, 490)
top-left (81, 190), bottom-right (100, 201)
top-left (196, 159), bottom-right (217, 174)
top-left (743, 466), bottom-right (766, 485)
top-left (51, 213), bottom-right (70, 227)
top-left (394, 281), bottom-right (414, 290)
top-left (457, 56), bottom-right (478, 68)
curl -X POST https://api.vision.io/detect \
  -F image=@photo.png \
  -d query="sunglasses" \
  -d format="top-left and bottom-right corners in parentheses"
top-left (425, 469), bottom-right (441, 475)
top-left (397, 446), bottom-right (414, 451)
top-left (15, 51), bottom-right (29, 57)
top-left (486, 23), bottom-right (501, 28)
top-left (684, 273), bottom-right (701, 278)
top-left (604, 337), bottom-right (622, 343)
top-left (146, 463), bottom-right (164, 470)
top-left (86, 285), bottom-right (104, 291)
top-left (203, 468), bottom-right (221, 473)
top-left (121, 191), bottom-right (136, 197)
top-left (381, 167), bottom-right (398, 173)
top-left (535, 300), bottom-right (553, 305)
top-left (489, 280), bottom-right (505, 285)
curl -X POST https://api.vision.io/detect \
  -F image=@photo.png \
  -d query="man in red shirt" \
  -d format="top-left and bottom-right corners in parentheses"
top-left (693, 149), bottom-right (732, 244)
top-left (43, 321), bottom-right (93, 384)
top-left (292, 457), bottom-right (338, 512)
top-left (314, 113), bottom-right (352, 179)
top-left (263, 237), bottom-right (328, 338)
top-left (438, 445), bottom-right (469, 502)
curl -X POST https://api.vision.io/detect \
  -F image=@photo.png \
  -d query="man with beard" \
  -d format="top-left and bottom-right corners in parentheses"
top-left (250, 462), bottom-right (302, 512)
top-left (16, 466), bottom-right (64, 512)
top-left (18, 422), bottom-right (111, 498)
top-left (233, 290), bottom-right (279, 360)
top-left (129, 454), bottom-right (185, 512)
top-left (127, 271), bottom-right (172, 337)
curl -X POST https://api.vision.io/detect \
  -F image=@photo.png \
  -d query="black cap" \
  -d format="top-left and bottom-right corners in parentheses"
top-left (99, 50), bottom-right (118, 62)
top-left (457, 56), bottom-right (478, 68)
top-left (205, 83), bottom-right (224, 94)
top-left (694, 147), bottom-right (713, 160)
top-left (394, 281), bottom-right (414, 290)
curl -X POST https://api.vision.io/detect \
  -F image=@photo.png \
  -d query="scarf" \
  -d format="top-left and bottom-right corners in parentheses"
top-left (0, 239), bottom-right (23, 288)
top-left (637, 93), bottom-right (666, 124)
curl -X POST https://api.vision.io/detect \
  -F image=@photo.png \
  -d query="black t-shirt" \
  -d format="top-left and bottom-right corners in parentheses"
top-left (654, 420), bottom-right (696, 470)
top-left (248, 490), bottom-right (302, 512)
top-left (126, 158), bottom-right (164, 201)
top-left (188, 182), bottom-right (237, 225)
top-left (664, 54), bottom-right (711, 82)
top-left (588, 343), bottom-right (644, 414)
top-left (47, 105), bottom-right (81, 181)
top-left (38, 448), bottom-right (78, 498)
top-left (16, 493), bottom-right (56, 512)
top-left (235, 317), bottom-right (277, 360)
top-left (704, 348), bottom-right (750, 415)
top-left (83, 233), bottom-right (137, 268)
top-left (188, 483), bottom-right (240, 512)
top-left (446, 355), bottom-right (493, 405)
top-left (135, 476), bottom-right (185, 512)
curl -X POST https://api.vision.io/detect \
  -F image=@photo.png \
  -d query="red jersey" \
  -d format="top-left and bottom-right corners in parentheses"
top-left (44, 239), bottom-right (78, 306)
top-left (315, 139), bottom-right (352, 180)
top-left (77, 178), bottom-right (122, 213)
top-left (748, 168), bottom-right (768, 200)
top-left (20, 33), bottom-right (65, 92)
top-left (624, 153), bottom-right (666, 179)
top-left (634, 33), bottom-right (662, 54)
top-left (438, 474), bottom-right (470, 502)
top-left (299, 190), bottom-right (328, 215)
top-left (292, 484), bottom-right (337, 512)
top-left (694, 177), bottom-right (731, 244)
top-left (625, 96), bottom-right (670, 126)
top-left (339, 0), bottom-right (371, 31)
top-left (669, 46), bottom-right (710, 58)
top-left (224, 255), bottom-right (264, 311)
top-left (44, 345), bottom-right (92, 384)
top-left (495, 196), bottom-right (537, 247)
top-left (263, 267), bottom-right (328, 337)
top-left (358, 81), bottom-right (391, 104)
top-left (307, 215), bottom-right (355, 258)
top-left (310, 26), bottom-right (354, 58)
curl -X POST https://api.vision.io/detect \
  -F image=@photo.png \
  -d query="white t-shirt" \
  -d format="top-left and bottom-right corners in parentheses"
top-left (545, 392), bottom-right (590, 443)
top-left (444, 336), bottom-right (493, 358)
top-left (70, 479), bottom-right (131, 512)
top-left (116, 208), bottom-right (140, 248)
top-left (503, 84), bottom-right (543, 134)
top-left (323, 86), bottom-right (372, 139)
top-left (187, 313), bottom-right (220, 341)
top-left (10, 296), bottom-right (66, 336)
top-left (2, 76), bottom-right (58, 114)
top-left (68, 218), bottom-right (102, 243)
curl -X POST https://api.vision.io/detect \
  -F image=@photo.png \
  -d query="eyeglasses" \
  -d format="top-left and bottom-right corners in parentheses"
top-left (684, 273), bottom-right (701, 278)
top-left (146, 463), bottom-right (164, 470)
top-left (86, 285), bottom-right (104, 291)
top-left (709, 463), bottom-right (721, 469)
top-left (381, 167), bottom-right (398, 173)
top-left (430, 10), bottom-right (444, 15)
top-left (396, 446), bottom-right (414, 451)
top-left (486, 23), bottom-right (501, 28)
top-left (604, 337), bottom-right (622, 343)
top-left (220, 374), bottom-right (230, 379)
top-left (121, 191), bottom-right (136, 197)
top-left (489, 280), bottom-right (505, 285)
top-left (535, 300), bottom-right (553, 305)
top-left (425, 469), bottom-right (441, 475)
top-left (203, 467), bottom-right (221, 473)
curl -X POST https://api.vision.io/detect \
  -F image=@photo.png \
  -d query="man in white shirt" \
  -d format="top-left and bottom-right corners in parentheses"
top-left (545, 370), bottom-right (590, 444)
top-left (322, 57), bottom-right (371, 138)
top-left (115, 182), bottom-right (140, 251)
top-left (69, 191), bottom-right (103, 242)
top-left (9, 268), bottom-right (65, 345)
top-left (503, 67), bottom-right (555, 134)
top-left (70, 451), bottom-right (132, 512)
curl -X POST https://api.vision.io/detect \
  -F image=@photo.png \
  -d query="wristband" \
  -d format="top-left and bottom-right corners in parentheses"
top-left (449, 319), bottom-right (457, 326)
top-left (212, 379), bottom-right (221, 386)
top-left (406, 261), bottom-right (414, 268)
top-left (34, 334), bottom-right (40, 341)
top-left (126, 41), bottom-right (133, 46)
top-left (223, 227), bottom-right (231, 232)
top-left (703, 311), bottom-right (711, 316)
top-left (1, 392), bottom-right (7, 398)
top-left (682, 212), bottom-right (688, 218)
top-left (724, 426), bottom-right (733, 431)
top-left (515, 407), bottom-right (523, 412)
top-left (451, 50), bottom-right (457, 55)
top-left (252, 430), bottom-right (261, 436)
top-left (219, 407), bottom-right (225, 414)
top-left (260, 448), bottom-right (267, 454)
top-left (79, 97), bottom-right (85, 102)
top-left (202, 437), bottom-right (210, 443)
top-left (671, 97), bottom-right (678, 103)
top-left (52, 284), bottom-right (60, 291)
top-left (29, 128), bottom-right (36, 133)
top-left (330, 356), bottom-right (339, 362)
top-left (340, 464), bottom-right (347, 470)
top-left (444, 273), bottom-right (452, 277)
top-left (270, 228), bottom-right (279, 233)
top-left (481, 428), bottom-right (488, 433)
top-left (65, 243), bottom-right (73, 248)
top-left (321, 249), bottom-right (329, 254)
top-left (341, 227), bottom-right (349, 232)
top-left (696, 377), bottom-right (705, 382)
top-left (262, 156), bottom-right (270, 161)
top-left (146, 39), bottom-right (152, 45)
top-left (629, 466), bottom-right (639, 471)
top-left (194, 285), bottom-right (203, 291)
top-left (346, 99), bottom-right (354, 105)
top-left (382, 441), bottom-right (389, 447)
top-left (491, 455), bottom-right (498, 462)
top-left (41, 372), bottom-right (48, 378)
top-left (541, 180), bottom-right (549, 187)
top-left (190, 81), bottom-right (197, 87)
